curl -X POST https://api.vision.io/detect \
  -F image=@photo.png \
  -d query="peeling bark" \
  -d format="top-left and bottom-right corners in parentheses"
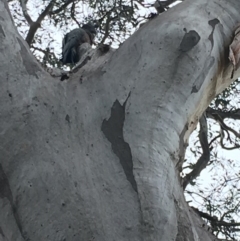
top-left (101, 94), bottom-right (137, 192)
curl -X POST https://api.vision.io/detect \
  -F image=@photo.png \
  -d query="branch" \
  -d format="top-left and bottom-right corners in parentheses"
top-left (20, 0), bottom-right (33, 25)
top-left (50, 0), bottom-right (74, 15)
top-left (207, 107), bottom-right (240, 120)
top-left (207, 107), bottom-right (240, 150)
top-left (209, 134), bottom-right (221, 147)
top-left (100, 14), bottom-right (118, 44)
top-left (192, 207), bottom-right (240, 227)
top-left (220, 205), bottom-right (240, 222)
top-left (192, 207), bottom-right (218, 222)
top-left (70, 2), bottom-right (80, 28)
top-left (183, 114), bottom-right (210, 190)
top-left (25, 0), bottom-right (55, 45)
top-left (31, 46), bottom-right (49, 55)
top-left (220, 130), bottom-right (240, 150)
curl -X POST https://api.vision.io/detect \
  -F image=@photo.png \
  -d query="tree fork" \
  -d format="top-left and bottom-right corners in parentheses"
top-left (0, 0), bottom-right (240, 240)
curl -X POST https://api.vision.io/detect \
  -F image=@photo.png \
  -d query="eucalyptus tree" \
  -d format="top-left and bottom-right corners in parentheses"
top-left (1, 0), bottom-right (240, 240)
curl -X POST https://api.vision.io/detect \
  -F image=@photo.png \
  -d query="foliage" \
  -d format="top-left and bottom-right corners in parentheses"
top-left (8, 0), bottom-right (168, 68)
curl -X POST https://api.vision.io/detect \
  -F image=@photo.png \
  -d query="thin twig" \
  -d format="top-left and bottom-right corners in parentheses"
top-left (70, 2), bottom-right (80, 27)
top-left (50, 0), bottom-right (74, 15)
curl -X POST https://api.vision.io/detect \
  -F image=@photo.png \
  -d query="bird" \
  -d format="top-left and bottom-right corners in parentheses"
top-left (61, 22), bottom-right (97, 65)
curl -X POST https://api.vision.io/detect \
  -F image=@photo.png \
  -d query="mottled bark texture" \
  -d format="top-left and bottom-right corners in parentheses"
top-left (0, 0), bottom-right (240, 240)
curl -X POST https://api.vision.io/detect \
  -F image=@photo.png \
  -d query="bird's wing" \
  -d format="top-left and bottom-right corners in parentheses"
top-left (62, 28), bottom-right (90, 64)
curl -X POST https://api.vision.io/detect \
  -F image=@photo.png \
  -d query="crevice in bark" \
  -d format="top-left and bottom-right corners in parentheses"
top-left (0, 25), bottom-right (5, 37)
top-left (72, 56), bottom-right (92, 73)
top-left (191, 56), bottom-right (215, 93)
top-left (65, 114), bottom-right (70, 124)
top-left (101, 92), bottom-right (138, 192)
top-left (97, 44), bottom-right (110, 55)
top-left (174, 198), bottom-right (194, 241)
top-left (208, 18), bottom-right (220, 51)
top-left (176, 123), bottom-right (188, 173)
top-left (0, 164), bottom-right (27, 240)
top-left (0, 226), bottom-right (5, 237)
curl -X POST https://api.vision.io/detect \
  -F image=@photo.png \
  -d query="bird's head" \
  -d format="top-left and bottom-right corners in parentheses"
top-left (82, 22), bottom-right (97, 35)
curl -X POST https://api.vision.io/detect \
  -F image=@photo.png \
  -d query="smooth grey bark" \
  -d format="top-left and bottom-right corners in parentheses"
top-left (0, 0), bottom-right (240, 240)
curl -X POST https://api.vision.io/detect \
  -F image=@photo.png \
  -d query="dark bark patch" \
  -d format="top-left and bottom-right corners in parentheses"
top-left (17, 38), bottom-right (41, 78)
top-left (101, 93), bottom-right (137, 192)
top-left (179, 30), bottom-right (200, 52)
top-left (0, 226), bottom-right (5, 237)
top-left (60, 73), bottom-right (69, 81)
top-left (97, 44), bottom-right (110, 55)
top-left (191, 85), bottom-right (198, 93)
top-left (174, 198), bottom-right (194, 241)
top-left (191, 56), bottom-right (215, 93)
top-left (0, 164), bottom-right (25, 239)
top-left (208, 18), bottom-right (220, 51)
top-left (0, 164), bottom-right (13, 201)
top-left (176, 124), bottom-right (188, 172)
top-left (0, 25), bottom-right (5, 38)
top-left (65, 114), bottom-right (70, 124)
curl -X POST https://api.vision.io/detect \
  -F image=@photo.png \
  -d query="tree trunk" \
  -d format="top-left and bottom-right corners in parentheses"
top-left (0, 0), bottom-right (239, 240)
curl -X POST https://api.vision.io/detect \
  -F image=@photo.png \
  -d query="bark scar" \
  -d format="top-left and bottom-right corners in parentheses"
top-left (179, 30), bottom-right (200, 52)
top-left (191, 56), bottom-right (215, 93)
top-left (208, 18), bottom-right (220, 51)
top-left (101, 92), bottom-right (138, 192)
top-left (0, 25), bottom-right (6, 38)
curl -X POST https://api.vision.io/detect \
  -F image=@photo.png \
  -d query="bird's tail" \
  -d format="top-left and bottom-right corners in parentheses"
top-left (62, 42), bottom-right (78, 64)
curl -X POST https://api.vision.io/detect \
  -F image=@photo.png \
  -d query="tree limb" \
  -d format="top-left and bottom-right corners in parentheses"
top-left (50, 0), bottom-right (74, 15)
top-left (25, 0), bottom-right (56, 45)
top-left (100, 14), bottom-right (118, 44)
top-left (207, 107), bottom-right (240, 150)
top-left (192, 207), bottom-right (240, 227)
top-left (183, 114), bottom-right (210, 190)
top-left (207, 107), bottom-right (240, 120)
